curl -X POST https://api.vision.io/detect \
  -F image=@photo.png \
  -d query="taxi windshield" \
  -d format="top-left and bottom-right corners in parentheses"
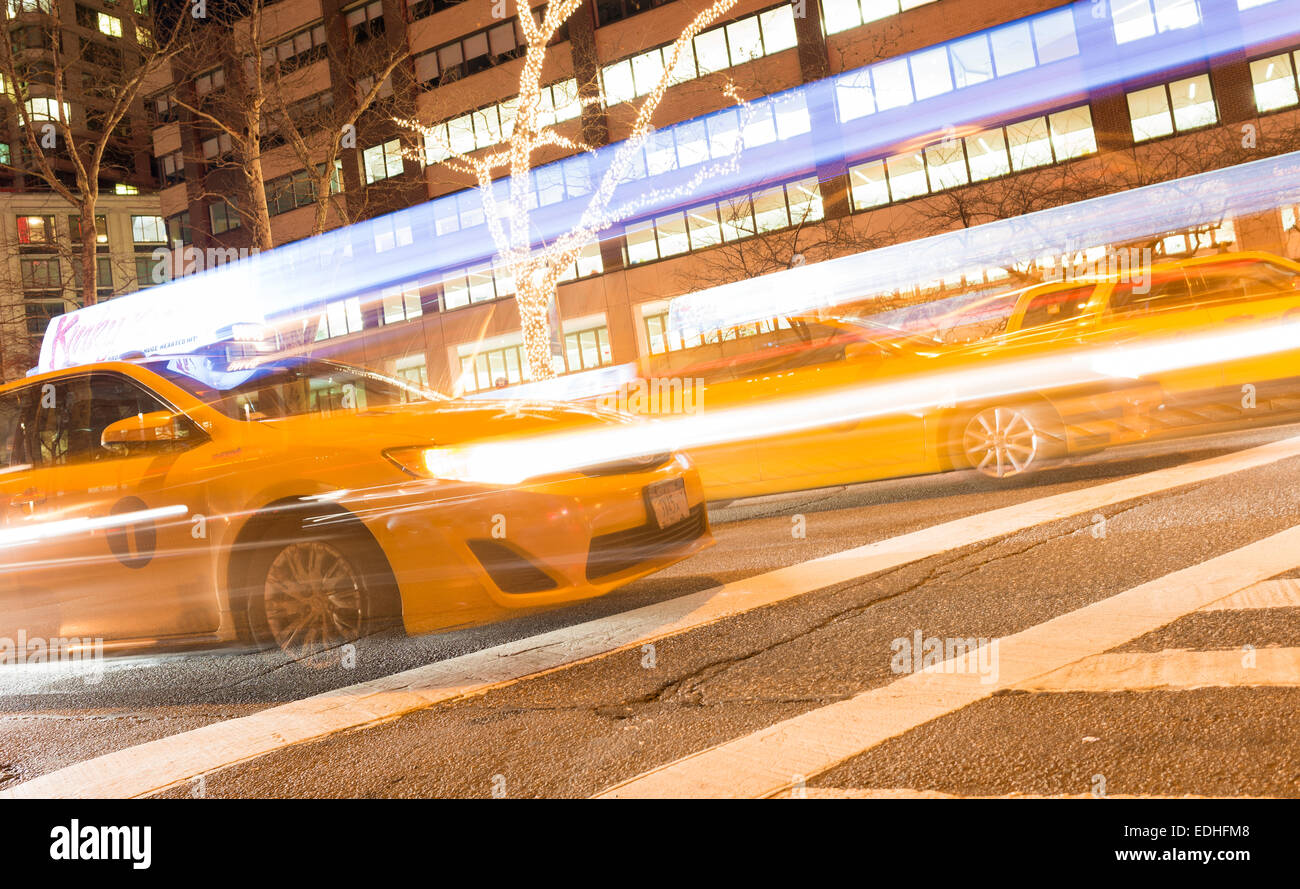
top-left (149, 356), bottom-right (445, 421)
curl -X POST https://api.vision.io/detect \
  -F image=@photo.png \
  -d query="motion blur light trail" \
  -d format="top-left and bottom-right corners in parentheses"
top-left (33, 0), bottom-right (1300, 371)
top-left (669, 149), bottom-right (1300, 334)
top-left (424, 317), bottom-right (1300, 486)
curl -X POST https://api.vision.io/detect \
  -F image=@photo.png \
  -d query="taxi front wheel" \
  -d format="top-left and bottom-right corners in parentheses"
top-left (244, 521), bottom-right (400, 660)
top-left (959, 403), bottom-right (1066, 479)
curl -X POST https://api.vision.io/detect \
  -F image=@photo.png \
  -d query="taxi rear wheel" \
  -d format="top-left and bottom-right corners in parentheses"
top-left (959, 403), bottom-right (1065, 479)
top-left (243, 518), bottom-right (400, 661)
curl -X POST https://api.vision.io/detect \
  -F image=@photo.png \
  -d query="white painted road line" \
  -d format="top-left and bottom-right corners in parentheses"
top-left (597, 524), bottom-right (1300, 798)
top-left (1199, 578), bottom-right (1300, 611)
top-left (1013, 648), bottom-right (1300, 693)
top-left (8, 435), bottom-right (1300, 799)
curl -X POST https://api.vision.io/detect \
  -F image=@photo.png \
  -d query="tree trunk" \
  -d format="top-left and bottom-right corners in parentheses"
top-left (515, 265), bottom-right (558, 382)
top-left (78, 200), bottom-right (98, 307)
top-left (245, 151), bottom-right (275, 252)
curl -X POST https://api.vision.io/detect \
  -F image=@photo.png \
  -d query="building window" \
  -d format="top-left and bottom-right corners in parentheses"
top-left (16, 215), bottom-right (56, 244)
top-left (594, 0), bottom-right (675, 28)
top-left (20, 257), bottom-right (61, 289)
top-left (563, 323), bottom-right (613, 373)
top-left (419, 18), bottom-right (528, 85)
top-left (390, 355), bottom-right (430, 391)
top-left (459, 344), bottom-right (524, 392)
top-left (848, 104), bottom-right (1097, 209)
top-left (134, 255), bottom-right (160, 288)
top-left (1127, 74), bottom-right (1217, 141)
top-left (148, 91), bottom-right (179, 124)
top-left (209, 200), bottom-right (240, 234)
top-left (23, 97), bottom-right (71, 123)
top-left (166, 211), bottom-right (191, 246)
top-left (600, 5), bottom-right (797, 106)
top-left (363, 138), bottom-right (405, 184)
top-left (408, 0), bottom-right (466, 21)
top-left (346, 1), bottom-right (384, 44)
top-left (132, 214), bottom-right (166, 243)
top-left (69, 214), bottom-right (108, 245)
top-left (114, 183), bottom-right (139, 194)
top-left (624, 176), bottom-right (823, 265)
top-left (159, 150), bottom-right (184, 186)
top-left (262, 21), bottom-right (328, 72)
top-left (381, 280), bottom-right (424, 325)
top-left (1112, 0), bottom-right (1201, 45)
top-left (1250, 50), bottom-right (1300, 113)
top-left (835, 7), bottom-right (1080, 124)
top-left (317, 296), bottom-right (365, 339)
top-left (643, 312), bottom-right (790, 355)
top-left (201, 132), bottom-right (234, 160)
top-left (0, 142), bottom-right (10, 165)
top-left (822, 0), bottom-right (939, 36)
top-left (195, 67), bottom-right (225, 95)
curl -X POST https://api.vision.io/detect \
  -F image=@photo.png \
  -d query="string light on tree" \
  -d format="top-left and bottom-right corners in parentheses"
top-left (398, 0), bottom-right (748, 385)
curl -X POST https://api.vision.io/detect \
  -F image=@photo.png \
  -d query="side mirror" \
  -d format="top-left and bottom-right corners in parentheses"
top-left (101, 411), bottom-right (185, 448)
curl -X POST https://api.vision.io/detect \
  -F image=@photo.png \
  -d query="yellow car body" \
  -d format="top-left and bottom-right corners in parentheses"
top-left (644, 251), bottom-right (1300, 499)
top-left (0, 356), bottom-right (710, 654)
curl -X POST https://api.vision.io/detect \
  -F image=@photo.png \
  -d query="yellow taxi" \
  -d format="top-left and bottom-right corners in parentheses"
top-left (0, 355), bottom-right (710, 658)
top-left (641, 251), bottom-right (1300, 498)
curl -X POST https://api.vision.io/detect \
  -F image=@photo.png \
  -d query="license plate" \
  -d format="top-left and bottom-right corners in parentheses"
top-left (646, 478), bottom-right (691, 529)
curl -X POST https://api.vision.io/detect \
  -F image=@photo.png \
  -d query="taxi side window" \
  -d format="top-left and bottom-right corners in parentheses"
top-left (1019, 286), bottom-right (1095, 331)
top-left (1108, 274), bottom-right (1194, 317)
top-left (33, 374), bottom-right (181, 466)
top-left (0, 387), bottom-right (37, 469)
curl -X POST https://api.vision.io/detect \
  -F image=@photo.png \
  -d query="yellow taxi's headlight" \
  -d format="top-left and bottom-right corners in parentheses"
top-left (383, 446), bottom-right (473, 481)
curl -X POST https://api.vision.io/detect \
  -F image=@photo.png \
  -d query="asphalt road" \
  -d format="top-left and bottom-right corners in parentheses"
top-left (3, 422), bottom-right (1300, 798)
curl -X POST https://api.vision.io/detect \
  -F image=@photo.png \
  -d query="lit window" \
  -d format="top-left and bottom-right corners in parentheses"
top-left (872, 59), bottom-right (913, 109)
top-left (758, 5), bottom-right (797, 53)
top-left (630, 50), bottom-right (665, 97)
top-left (16, 215), bottom-right (56, 244)
top-left (925, 140), bottom-right (968, 190)
top-left (114, 183), bottom-right (138, 195)
top-left (602, 60), bottom-right (635, 105)
top-left (1031, 9), bottom-right (1079, 64)
top-left (910, 47), bottom-right (953, 100)
top-left (131, 215), bottom-right (166, 243)
top-left (990, 22), bottom-right (1035, 76)
top-left (1127, 74), bottom-right (1216, 141)
top-left (785, 177), bottom-right (824, 223)
top-left (625, 220), bottom-right (659, 264)
top-left (1007, 116), bottom-right (1053, 170)
top-left (97, 12), bottom-right (122, 37)
top-left (950, 34), bottom-right (994, 87)
top-left (1048, 106), bottom-right (1097, 160)
top-left (363, 138), bottom-right (405, 184)
top-left (836, 68), bottom-right (876, 121)
top-left (654, 211), bottom-right (689, 257)
top-left (885, 152), bottom-right (928, 199)
top-left (381, 281), bottom-right (423, 325)
top-left (849, 159), bottom-right (889, 208)
top-left (1112, 0), bottom-right (1200, 45)
top-left (693, 28), bottom-right (730, 76)
top-left (752, 185), bottom-right (790, 232)
top-left (719, 195), bottom-right (757, 241)
top-left (1250, 53), bottom-right (1299, 112)
top-left (726, 17), bottom-right (763, 64)
top-left (965, 129), bottom-right (1011, 181)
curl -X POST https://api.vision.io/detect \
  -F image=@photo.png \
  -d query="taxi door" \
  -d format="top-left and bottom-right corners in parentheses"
top-left (0, 382), bottom-right (64, 643)
top-left (30, 372), bottom-right (219, 643)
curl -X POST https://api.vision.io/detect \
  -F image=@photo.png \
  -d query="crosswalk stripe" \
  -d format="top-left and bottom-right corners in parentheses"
top-left (8, 434), bottom-right (1300, 799)
top-left (596, 524), bottom-right (1300, 798)
top-left (1012, 647), bottom-right (1300, 693)
top-left (1200, 578), bottom-right (1300, 611)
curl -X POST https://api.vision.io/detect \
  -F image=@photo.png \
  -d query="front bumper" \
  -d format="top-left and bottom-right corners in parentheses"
top-left (349, 458), bottom-right (712, 635)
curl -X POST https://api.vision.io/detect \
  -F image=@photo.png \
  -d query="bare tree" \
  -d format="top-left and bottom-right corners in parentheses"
top-left (401, 0), bottom-right (752, 382)
top-left (170, 0), bottom-right (409, 249)
top-left (0, 0), bottom-right (187, 306)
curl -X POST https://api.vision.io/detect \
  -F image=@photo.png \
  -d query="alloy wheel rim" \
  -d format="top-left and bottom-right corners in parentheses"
top-left (963, 407), bottom-right (1040, 478)
top-left (263, 541), bottom-right (364, 657)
